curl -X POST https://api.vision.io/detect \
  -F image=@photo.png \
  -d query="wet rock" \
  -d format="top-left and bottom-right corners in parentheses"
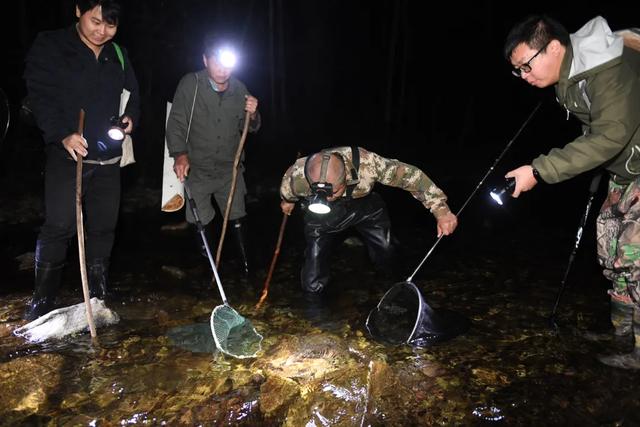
top-left (0, 353), bottom-right (64, 413)
top-left (471, 367), bottom-right (510, 386)
top-left (161, 265), bottom-right (187, 279)
top-left (259, 376), bottom-right (299, 416)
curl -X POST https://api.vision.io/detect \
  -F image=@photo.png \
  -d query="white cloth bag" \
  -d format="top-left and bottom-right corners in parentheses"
top-left (161, 102), bottom-right (184, 211)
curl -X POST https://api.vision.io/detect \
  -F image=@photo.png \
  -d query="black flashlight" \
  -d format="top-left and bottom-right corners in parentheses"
top-left (107, 115), bottom-right (127, 141)
top-left (489, 177), bottom-right (516, 206)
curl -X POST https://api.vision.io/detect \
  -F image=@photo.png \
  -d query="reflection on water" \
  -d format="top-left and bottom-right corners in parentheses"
top-left (2, 204), bottom-right (640, 425)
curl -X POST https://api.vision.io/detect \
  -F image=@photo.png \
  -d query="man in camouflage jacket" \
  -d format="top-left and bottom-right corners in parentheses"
top-left (280, 146), bottom-right (458, 294)
top-left (504, 15), bottom-right (640, 369)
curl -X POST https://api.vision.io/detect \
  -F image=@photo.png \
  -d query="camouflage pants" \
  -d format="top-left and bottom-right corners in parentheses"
top-left (596, 177), bottom-right (640, 304)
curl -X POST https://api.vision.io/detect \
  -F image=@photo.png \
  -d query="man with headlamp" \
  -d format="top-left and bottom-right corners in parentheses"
top-left (166, 34), bottom-right (261, 275)
top-left (280, 146), bottom-right (458, 295)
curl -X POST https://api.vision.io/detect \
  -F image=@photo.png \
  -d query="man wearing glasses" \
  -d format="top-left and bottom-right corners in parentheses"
top-left (504, 15), bottom-right (640, 369)
top-left (279, 146), bottom-right (457, 300)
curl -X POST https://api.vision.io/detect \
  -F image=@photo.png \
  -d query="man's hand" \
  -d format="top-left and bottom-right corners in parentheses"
top-left (281, 200), bottom-right (295, 216)
top-left (505, 165), bottom-right (537, 198)
top-left (245, 95), bottom-right (259, 120)
top-left (121, 115), bottom-right (133, 134)
top-left (173, 153), bottom-right (190, 182)
top-left (62, 132), bottom-right (88, 161)
top-left (436, 211), bottom-right (458, 237)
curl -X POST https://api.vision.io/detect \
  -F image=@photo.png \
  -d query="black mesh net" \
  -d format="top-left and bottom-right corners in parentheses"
top-left (366, 281), bottom-right (470, 347)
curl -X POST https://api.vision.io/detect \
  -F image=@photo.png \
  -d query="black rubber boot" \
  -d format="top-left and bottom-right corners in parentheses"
top-left (302, 291), bottom-right (330, 323)
top-left (88, 258), bottom-right (110, 300)
top-left (597, 306), bottom-right (640, 369)
top-left (24, 261), bottom-right (65, 321)
top-left (229, 217), bottom-right (251, 275)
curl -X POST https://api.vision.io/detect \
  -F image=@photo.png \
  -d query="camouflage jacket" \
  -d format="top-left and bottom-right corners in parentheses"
top-left (280, 147), bottom-right (452, 218)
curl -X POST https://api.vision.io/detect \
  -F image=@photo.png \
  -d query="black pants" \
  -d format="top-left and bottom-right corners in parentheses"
top-left (35, 147), bottom-right (121, 264)
top-left (302, 192), bottom-right (394, 293)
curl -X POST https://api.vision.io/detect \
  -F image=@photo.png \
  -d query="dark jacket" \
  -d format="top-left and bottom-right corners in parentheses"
top-left (532, 17), bottom-right (640, 184)
top-left (24, 25), bottom-right (140, 161)
top-left (165, 69), bottom-right (260, 170)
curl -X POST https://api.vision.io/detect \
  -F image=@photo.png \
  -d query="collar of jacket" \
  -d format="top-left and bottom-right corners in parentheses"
top-left (196, 69), bottom-right (239, 96)
top-left (555, 41), bottom-right (623, 103)
top-left (66, 24), bottom-right (119, 65)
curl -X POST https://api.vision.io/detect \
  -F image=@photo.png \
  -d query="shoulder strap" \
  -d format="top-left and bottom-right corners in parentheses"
top-left (112, 42), bottom-right (125, 71)
top-left (350, 146), bottom-right (360, 175)
top-left (346, 146), bottom-right (360, 198)
top-left (185, 73), bottom-right (199, 145)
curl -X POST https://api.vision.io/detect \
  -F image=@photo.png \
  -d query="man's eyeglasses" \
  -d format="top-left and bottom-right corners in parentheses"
top-left (512, 41), bottom-right (550, 77)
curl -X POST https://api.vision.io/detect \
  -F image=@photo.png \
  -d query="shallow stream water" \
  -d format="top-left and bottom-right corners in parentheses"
top-left (1, 189), bottom-right (640, 426)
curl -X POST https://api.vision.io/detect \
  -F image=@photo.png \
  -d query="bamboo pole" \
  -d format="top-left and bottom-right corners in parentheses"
top-left (255, 213), bottom-right (288, 310)
top-left (215, 110), bottom-right (251, 268)
top-left (75, 109), bottom-right (98, 344)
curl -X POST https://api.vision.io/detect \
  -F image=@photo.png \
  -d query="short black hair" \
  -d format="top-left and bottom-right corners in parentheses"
top-left (504, 15), bottom-right (570, 61)
top-left (76, 0), bottom-right (121, 25)
top-left (202, 32), bottom-right (236, 58)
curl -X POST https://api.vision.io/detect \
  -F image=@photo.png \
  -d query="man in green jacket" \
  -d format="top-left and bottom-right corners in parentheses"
top-left (166, 34), bottom-right (260, 275)
top-left (504, 15), bottom-right (640, 369)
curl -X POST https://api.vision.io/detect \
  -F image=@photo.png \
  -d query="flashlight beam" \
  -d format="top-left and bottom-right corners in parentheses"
top-left (406, 101), bottom-right (542, 282)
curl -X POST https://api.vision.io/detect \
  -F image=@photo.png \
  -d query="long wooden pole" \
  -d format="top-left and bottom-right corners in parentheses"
top-left (215, 110), bottom-right (251, 268)
top-left (255, 213), bottom-right (288, 310)
top-left (75, 109), bottom-right (98, 343)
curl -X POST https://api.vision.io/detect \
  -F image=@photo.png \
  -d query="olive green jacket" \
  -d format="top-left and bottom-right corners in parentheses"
top-left (166, 70), bottom-right (260, 169)
top-left (532, 17), bottom-right (640, 184)
top-left (280, 147), bottom-right (452, 218)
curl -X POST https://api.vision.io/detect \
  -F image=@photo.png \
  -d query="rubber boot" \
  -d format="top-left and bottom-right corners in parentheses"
top-left (229, 217), bottom-right (251, 276)
top-left (598, 306), bottom-right (640, 369)
top-left (24, 261), bottom-right (64, 321)
top-left (302, 291), bottom-right (330, 324)
top-left (88, 258), bottom-right (109, 300)
top-left (583, 296), bottom-right (633, 344)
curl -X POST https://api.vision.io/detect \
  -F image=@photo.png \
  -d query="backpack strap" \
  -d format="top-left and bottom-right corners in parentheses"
top-left (346, 146), bottom-right (360, 198)
top-left (112, 42), bottom-right (125, 71)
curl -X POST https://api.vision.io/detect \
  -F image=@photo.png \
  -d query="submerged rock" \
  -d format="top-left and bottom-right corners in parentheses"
top-left (0, 353), bottom-right (64, 413)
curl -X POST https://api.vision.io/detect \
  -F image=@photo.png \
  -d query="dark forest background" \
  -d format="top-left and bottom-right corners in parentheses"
top-left (1, 1), bottom-right (639, 235)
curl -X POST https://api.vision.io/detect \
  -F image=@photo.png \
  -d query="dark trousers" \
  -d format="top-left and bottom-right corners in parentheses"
top-left (302, 192), bottom-right (394, 293)
top-left (35, 147), bottom-right (121, 264)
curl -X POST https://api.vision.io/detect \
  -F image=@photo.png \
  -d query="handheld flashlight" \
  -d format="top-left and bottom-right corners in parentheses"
top-left (489, 177), bottom-right (516, 206)
top-left (107, 115), bottom-right (127, 141)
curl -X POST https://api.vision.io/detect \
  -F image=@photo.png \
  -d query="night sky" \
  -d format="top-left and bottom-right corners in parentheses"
top-left (1, 1), bottom-right (639, 230)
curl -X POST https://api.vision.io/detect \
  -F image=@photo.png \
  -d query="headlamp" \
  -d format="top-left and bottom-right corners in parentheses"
top-left (107, 115), bottom-right (126, 141)
top-left (216, 48), bottom-right (237, 69)
top-left (489, 177), bottom-right (516, 206)
top-left (306, 152), bottom-right (334, 215)
top-left (308, 182), bottom-right (333, 214)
